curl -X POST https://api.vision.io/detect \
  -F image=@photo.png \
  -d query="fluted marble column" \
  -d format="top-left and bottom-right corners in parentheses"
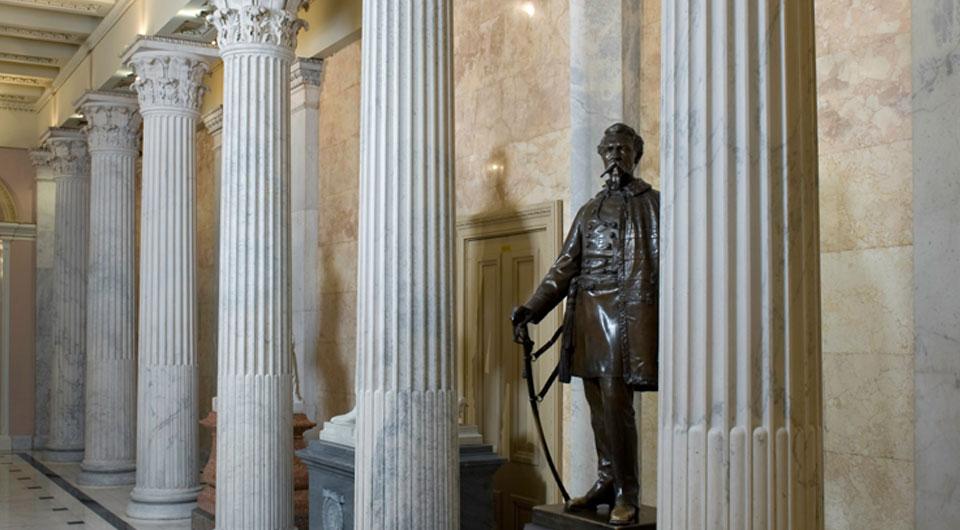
top-left (43, 127), bottom-right (90, 463)
top-left (29, 147), bottom-right (56, 450)
top-left (124, 36), bottom-right (213, 520)
top-left (207, 3), bottom-right (306, 527)
top-left (76, 91), bottom-right (141, 486)
top-left (657, 1), bottom-right (823, 528)
top-left (354, 1), bottom-right (458, 528)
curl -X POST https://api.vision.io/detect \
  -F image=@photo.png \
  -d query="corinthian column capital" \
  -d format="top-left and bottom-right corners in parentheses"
top-left (29, 147), bottom-right (55, 179)
top-left (43, 128), bottom-right (89, 179)
top-left (76, 91), bottom-right (141, 153)
top-left (208, 1), bottom-right (309, 51)
top-left (122, 36), bottom-right (217, 114)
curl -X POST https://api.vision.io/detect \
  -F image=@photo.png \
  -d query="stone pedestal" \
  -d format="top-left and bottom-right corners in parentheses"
top-left (657, 1), bottom-right (823, 528)
top-left (124, 36), bottom-right (215, 520)
top-left (524, 504), bottom-right (656, 530)
top-left (191, 408), bottom-right (315, 530)
top-left (76, 90), bottom-right (141, 486)
top-left (42, 127), bottom-right (90, 463)
top-left (299, 440), bottom-right (504, 530)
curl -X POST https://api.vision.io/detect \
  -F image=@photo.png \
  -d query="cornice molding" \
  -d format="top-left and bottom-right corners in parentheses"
top-left (0, 52), bottom-right (61, 67)
top-left (201, 105), bottom-right (223, 135)
top-left (208, 2), bottom-right (309, 50)
top-left (291, 57), bottom-right (323, 89)
top-left (0, 0), bottom-right (112, 17)
top-left (0, 73), bottom-right (52, 87)
top-left (0, 23), bottom-right (87, 45)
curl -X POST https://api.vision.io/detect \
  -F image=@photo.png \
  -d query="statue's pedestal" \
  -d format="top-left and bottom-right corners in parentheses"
top-left (524, 503), bottom-right (656, 530)
top-left (191, 410), bottom-right (316, 530)
top-left (298, 439), bottom-right (505, 530)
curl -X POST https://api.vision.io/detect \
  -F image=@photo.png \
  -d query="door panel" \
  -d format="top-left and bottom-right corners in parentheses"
top-left (461, 228), bottom-right (563, 530)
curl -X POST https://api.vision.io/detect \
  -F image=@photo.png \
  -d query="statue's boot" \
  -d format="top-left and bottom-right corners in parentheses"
top-left (564, 480), bottom-right (615, 512)
top-left (608, 497), bottom-right (638, 526)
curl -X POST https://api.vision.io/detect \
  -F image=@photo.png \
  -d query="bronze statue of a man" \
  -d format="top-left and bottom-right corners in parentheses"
top-left (512, 123), bottom-right (658, 526)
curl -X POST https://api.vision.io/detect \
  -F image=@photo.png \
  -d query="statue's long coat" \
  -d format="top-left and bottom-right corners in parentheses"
top-left (525, 178), bottom-right (659, 389)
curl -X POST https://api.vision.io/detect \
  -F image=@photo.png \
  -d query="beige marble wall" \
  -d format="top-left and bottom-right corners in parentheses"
top-left (313, 39), bottom-right (362, 425)
top-left (816, 1), bottom-right (914, 527)
top-left (454, 1), bottom-right (571, 217)
top-left (636, 0), bottom-right (915, 526)
top-left (196, 127), bottom-right (218, 457)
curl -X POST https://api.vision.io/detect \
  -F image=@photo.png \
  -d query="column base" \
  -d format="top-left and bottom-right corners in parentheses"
top-left (78, 462), bottom-right (136, 486)
top-left (43, 447), bottom-right (84, 462)
top-left (127, 486), bottom-right (202, 520)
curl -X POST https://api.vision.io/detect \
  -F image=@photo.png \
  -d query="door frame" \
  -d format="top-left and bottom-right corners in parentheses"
top-left (455, 200), bottom-right (565, 500)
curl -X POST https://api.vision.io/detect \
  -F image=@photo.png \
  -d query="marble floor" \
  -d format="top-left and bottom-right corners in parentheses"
top-left (0, 452), bottom-right (190, 530)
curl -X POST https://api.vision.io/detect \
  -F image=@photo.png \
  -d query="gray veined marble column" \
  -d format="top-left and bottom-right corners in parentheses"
top-left (124, 36), bottom-right (214, 520)
top-left (290, 57), bottom-right (323, 426)
top-left (76, 90), bottom-right (141, 486)
top-left (567, 0), bottom-right (644, 495)
top-left (29, 147), bottom-right (56, 451)
top-left (43, 127), bottom-right (90, 463)
top-left (912, 1), bottom-right (960, 527)
top-left (658, 1), bottom-right (823, 528)
top-left (354, 1), bottom-right (458, 528)
top-left (207, 2), bottom-right (306, 527)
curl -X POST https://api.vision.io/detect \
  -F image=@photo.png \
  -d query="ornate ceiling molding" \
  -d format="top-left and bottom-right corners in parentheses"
top-left (0, 23), bottom-right (87, 44)
top-left (0, 0), bottom-right (112, 17)
top-left (0, 52), bottom-right (61, 67)
top-left (0, 72), bottom-right (52, 87)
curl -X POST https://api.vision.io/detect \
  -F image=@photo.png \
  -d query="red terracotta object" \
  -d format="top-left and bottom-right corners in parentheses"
top-left (196, 410), bottom-right (316, 529)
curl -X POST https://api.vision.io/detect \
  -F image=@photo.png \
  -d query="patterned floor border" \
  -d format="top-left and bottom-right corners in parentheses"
top-left (15, 453), bottom-right (134, 530)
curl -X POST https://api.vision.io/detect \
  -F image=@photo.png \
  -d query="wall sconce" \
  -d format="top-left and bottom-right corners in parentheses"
top-left (519, 1), bottom-right (536, 18)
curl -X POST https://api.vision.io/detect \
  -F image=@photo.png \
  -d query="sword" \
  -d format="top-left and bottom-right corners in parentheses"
top-left (520, 325), bottom-right (570, 502)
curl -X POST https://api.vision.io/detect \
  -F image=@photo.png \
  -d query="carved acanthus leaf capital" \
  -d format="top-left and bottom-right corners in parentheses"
top-left (208, 2), bottom-right (309, 50)
top-left (129, 53), bottom-right (210, 112)
top-left (29, 147), bottom-right (53, 170)
top-left (45, 135), bottom-right (89, 178)
top-left (80, 95), bottom-right (142, 152)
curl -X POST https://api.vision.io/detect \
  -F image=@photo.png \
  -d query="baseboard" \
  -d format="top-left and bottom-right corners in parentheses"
top-left (11, 435), bottom-right (31, 451)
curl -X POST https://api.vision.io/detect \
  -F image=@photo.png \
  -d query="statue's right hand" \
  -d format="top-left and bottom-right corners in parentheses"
top-left (510, 305), bottom-right (533, 346)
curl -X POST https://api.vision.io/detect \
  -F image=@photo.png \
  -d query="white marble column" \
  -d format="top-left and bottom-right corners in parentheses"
top-left (567, 0), bottom-right (644, 494)
top-left (207, 3), bottom-right (306, 527)
top-left (912, 1), bottom-right (960, 527)
top-left (43, 127), bottom-right (90, 463)
top-left (75, 91), bottom-right (141, 485)
top-left (290, 57), bottom-right (323, 425)
top-left (354, 1), bottom-right (458, 528)
top-left (124, 36), bottom-right (213, 520)
top-left (29, 147), bottom-right (56, 450)
top-left (657, 1), bottom-right (823, 528)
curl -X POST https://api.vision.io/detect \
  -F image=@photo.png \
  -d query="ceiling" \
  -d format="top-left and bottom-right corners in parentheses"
top-left (0, 0), bottom-right (115, 110)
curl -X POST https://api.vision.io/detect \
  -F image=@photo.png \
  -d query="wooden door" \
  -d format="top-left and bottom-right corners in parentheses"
top-left (457, 204), bottom-right (564, 530)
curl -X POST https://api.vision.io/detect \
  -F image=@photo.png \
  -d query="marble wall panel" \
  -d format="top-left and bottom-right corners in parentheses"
top-left (824, 450), bottom-right (914, 530)
top-left (821, 246), bottom-right (914, 355)
top-left (454, 0), bottom-right (572, 218)
top-left (195, 127), bottom-right (219, 458)
top-left (313, 38), bottom-right (362, 425)
top-left (819, 140), bottom-right (913, 252)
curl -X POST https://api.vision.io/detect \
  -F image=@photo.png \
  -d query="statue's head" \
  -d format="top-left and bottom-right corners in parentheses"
top-left (597, 123), bottom-right (644, 184)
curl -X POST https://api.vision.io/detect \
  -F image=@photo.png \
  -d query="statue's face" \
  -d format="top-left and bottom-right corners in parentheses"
top-left (598, 136), bottom-right (638, 179)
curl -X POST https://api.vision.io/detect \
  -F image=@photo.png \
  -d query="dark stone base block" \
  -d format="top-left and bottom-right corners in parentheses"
top-left (191, 507), bottom-right (215, 530)
top-left (298, 440), bottom-right (505, 530)
top-left (525, 503), bottom-right (656, 530)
